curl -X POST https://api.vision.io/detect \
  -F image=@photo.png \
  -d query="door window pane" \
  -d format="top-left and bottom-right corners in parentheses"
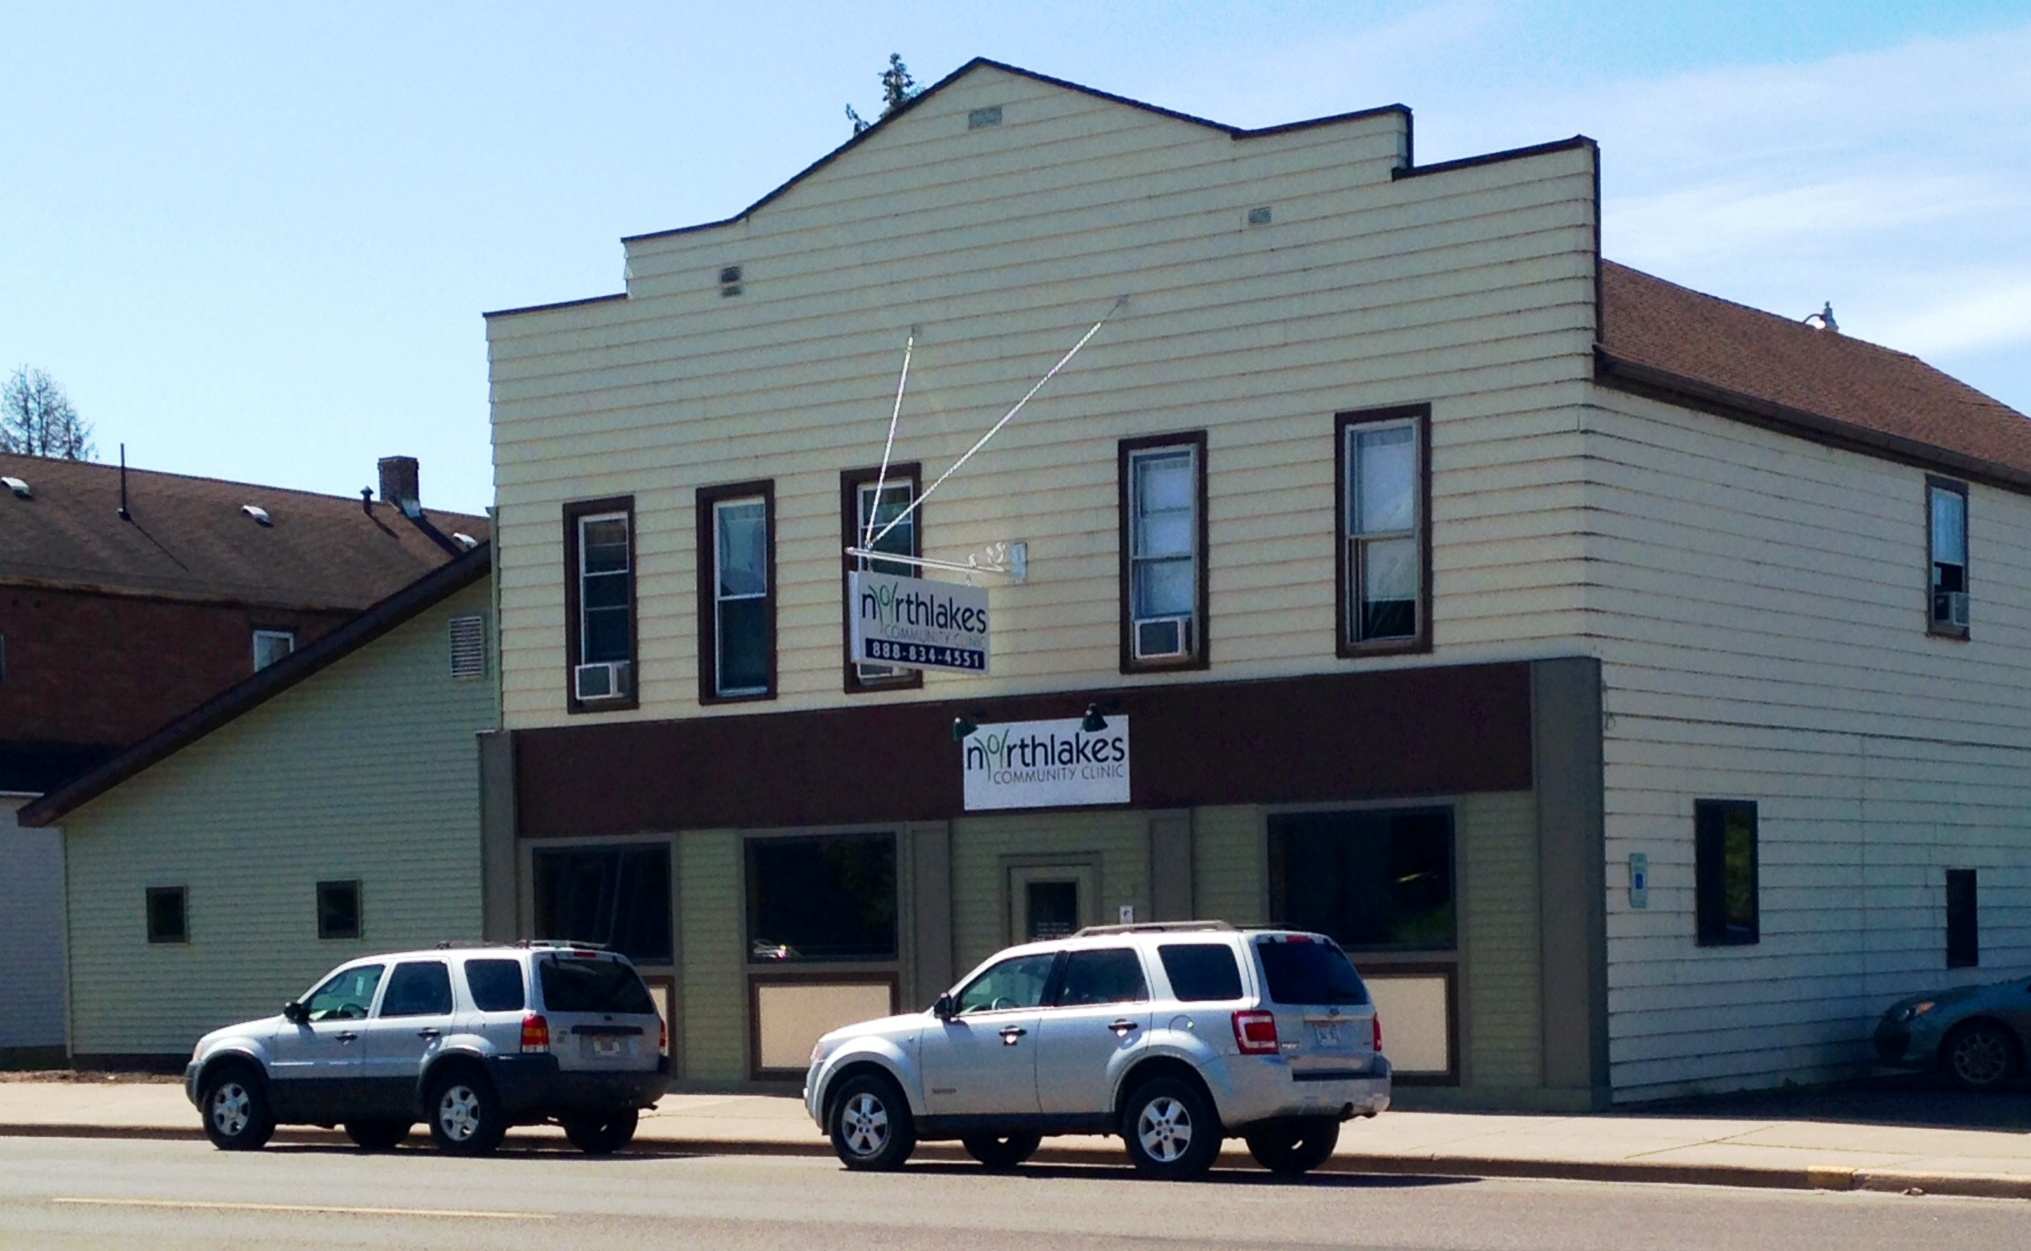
top-left (1054, 949), bottom-right (1149, 1007)
top-left (1026, 881), bottom-right (1080, 940)
top-left (745, 833), bottom-right (897, 962)
top-left (305, 964), bottom-right (385, 1021)
top-left (532, 845), bottom-right (673, 964)
top-left (955, 953), bottom-right (1057, 1014)
top-left (1269, 809), bottom-right (1455, 951)
top-left (1157, 943), bottom-right (1245, 1002)
top-left (377, 961), bottom-right (453, 1018)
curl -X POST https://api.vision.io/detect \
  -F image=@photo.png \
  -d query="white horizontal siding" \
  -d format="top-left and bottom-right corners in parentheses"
top-left (1585, 386), bottom-right (2031, 1101)
top-left (0, 804), bottom-right (65, 1049)
top-left (490, 64), bottom-right (1599, 728)
top-left (61, 583), bottom-right (499, 1056)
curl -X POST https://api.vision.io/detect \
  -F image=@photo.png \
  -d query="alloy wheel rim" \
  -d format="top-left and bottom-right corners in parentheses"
top-left (841, 1092), bottom-right (889, 1156)
top-left (1956, 1031), bottom-right (2009, 1084)
top-left (210, 1083), bottom-right (250, 1137)
top-left (1137, 1096), bottom-right (1192, 1162)
top-left (439, 1086), bottom-right (482, 1140)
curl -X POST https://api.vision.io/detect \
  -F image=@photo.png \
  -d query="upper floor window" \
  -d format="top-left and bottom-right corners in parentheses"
top-left (563, 497), bottom-right (636, 711)
top-left (1119, 432), bottom-right (1207, 671)
top-left (842, 465), bottom-right (923, 692)
top-left (1339, 405), bottom-right (1430, 654)
top-left (1928, 477), bottom-right (1969, 636)
top-left (697, 481), bottom-right (774, 702)
top-left (252, 629), bottom-right (296, 671)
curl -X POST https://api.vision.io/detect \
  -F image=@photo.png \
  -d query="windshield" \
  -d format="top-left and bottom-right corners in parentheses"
top-left (537, 957), bottom-right (656, 1014)
top-left (1255, 939), bottom-right (1369, 1006)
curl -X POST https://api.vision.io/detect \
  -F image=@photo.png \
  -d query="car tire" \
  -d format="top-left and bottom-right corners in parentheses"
top-left (562, 1108), bottom-right (640, 1155)
top-left (1120, 1076), bottom-right (1222, 1181)
top-left (427, 1069), bottom-right (508, 1155)
top-left (963, 1132), bottom-right (1042, 1171)
top-left (828, 1073), bottom-right (916, 1171)
top-left (1244, 1118), bottom-right (1340, 1176)
top-left (343, 1119), bottom-right (411, 1151)
top-left (199, 1065), bottom-right (276, 1151)
top-left (1943, 1020), bottom-right (2020, 1091)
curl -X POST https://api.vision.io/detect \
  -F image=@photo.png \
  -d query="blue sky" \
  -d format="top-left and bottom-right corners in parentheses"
top-left (4, 1), bottom-right (2027, 513)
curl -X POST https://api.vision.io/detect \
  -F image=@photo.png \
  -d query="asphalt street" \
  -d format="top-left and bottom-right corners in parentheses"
top-left (0, 1136), bottom-right (2020, 1250)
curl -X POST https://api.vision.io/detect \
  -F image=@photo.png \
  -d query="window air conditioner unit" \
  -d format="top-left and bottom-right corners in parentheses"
top-left (574, 660), bottom-right (633, 702)
top-left (1937, 591), bottom-right (1971, 628)
top-left (1133, 615), bottom-right (1193, 660)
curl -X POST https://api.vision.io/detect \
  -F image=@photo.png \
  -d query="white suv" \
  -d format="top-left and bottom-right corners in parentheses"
top-left (184, 942), bottom-right (668, 1155)
top-left (805, 922), bottom-right (1390, 1180)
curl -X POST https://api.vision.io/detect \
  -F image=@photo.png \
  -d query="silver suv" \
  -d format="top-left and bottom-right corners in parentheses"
top-left (805, 922), bottom-right (1390, 1180)
top-left (184, 942), bottom-right (669, 1155)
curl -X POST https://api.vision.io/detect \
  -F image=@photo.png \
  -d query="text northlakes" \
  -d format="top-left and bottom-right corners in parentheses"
top-left (860, 583), bottom-right (987, 635)
top-left (965, 729), bottom-right (1128, 774)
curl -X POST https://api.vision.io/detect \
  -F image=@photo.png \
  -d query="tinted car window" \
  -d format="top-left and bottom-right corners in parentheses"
top-left (1158, 943), bottom-right (1244, 1002)
top-left (304, 964), bottom-right (384, 1021)
top-left (1055, 949), bottom-right (1149, 1007)
top-left (378, 961), bottom-right (454, 1018)
top-left (955, 954), bottom-right (1056, 1015)
top-left (538, 957), bottom-right (656, 1014)
top-left (1256, 939), bottom-right (1369, 1006)
top-left (464, 959), bottom-right (525, 1012)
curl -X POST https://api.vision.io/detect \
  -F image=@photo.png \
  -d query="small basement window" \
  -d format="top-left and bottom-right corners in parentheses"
top-left (146, 886), bottom-right (188, 944)
top-left (449, 614), bottom-right (488, 680)
top-left (317, 880), bottom-right (362, 941)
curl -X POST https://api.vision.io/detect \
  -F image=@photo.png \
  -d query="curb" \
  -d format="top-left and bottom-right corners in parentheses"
top-left (4, 1125), bottom-right (2026, 1200)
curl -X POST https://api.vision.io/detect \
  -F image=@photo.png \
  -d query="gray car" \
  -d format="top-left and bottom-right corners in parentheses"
top-left (1875, 975), bottom-right (2031, 1090)
top-left (805, 922), bottom-right (1391, 1180)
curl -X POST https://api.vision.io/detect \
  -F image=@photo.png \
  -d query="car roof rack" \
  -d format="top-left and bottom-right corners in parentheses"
top-left (510, 938), bottom-right (611, 950)
top-left (1072, 920), bottom-right (1237, 937)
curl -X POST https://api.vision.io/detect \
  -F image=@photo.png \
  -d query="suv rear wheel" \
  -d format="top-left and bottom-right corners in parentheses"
top-left (199, 1065), bottom-right (276, 1151)
top-left (1120, 1076), bottom-right (1221, 1180)
top-left (562, 1108), bottom-right (639, 1155)
top-left (828, 1073), bottom-right (916, 1171)
top-left (962, 1133), bottom-right (1041, 1170)
top-left (344, 1119), bottom-right (411, 1151)
top-left (1245, 1118), bottom-right (1339, 1176)
top-left (427, 1069), bottom-right (507, 1155)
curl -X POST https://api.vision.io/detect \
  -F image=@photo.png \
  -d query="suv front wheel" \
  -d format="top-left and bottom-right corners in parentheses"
top-left (427, 1068), bottom-right (507, 1155)
top-left (828, 1073), bottom-right (916, 1171)
top-left (199, 1065), bottom-right (276, 1151)
top-left (1121, 1076), bottom-right (1221, 1180)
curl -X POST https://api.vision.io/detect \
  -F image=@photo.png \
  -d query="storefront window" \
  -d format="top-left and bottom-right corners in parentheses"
top-left (745, 833), bottom-right (897, 962)
top-left (1268, 808), bottom-right (1455, 951)
top-left (531, 844), bottom-right (673, 964)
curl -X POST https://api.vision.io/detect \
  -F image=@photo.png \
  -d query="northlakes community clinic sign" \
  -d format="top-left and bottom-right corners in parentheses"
top-left (849, 571), bottom-right (990, 673)
top-left (961, 717), bottom-right (1131, 811)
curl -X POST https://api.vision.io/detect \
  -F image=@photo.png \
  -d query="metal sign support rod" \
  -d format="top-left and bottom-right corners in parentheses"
top-left (862, 330), bottom-right (915, 550)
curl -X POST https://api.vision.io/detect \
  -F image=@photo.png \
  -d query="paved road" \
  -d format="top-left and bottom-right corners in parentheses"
top-left (0, 1136), bottom-right (2018, 1250)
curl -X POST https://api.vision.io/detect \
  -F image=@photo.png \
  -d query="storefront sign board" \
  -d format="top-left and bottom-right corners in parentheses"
top-left (961, 717), bottom-right (1131, 811)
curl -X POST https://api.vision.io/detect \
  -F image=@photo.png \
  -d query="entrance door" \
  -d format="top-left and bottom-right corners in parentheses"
top-left (1008, 863), bottom-right (1098, 944)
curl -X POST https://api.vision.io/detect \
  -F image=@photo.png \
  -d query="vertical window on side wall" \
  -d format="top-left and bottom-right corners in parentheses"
top-left (531, 844), bottom-right (673, 964)
top-left (1695, 800), bottom-right (1759, 946)
top-left (1338, 405), bottom-right (1431, 655)
top-left (252, 629), bottom-right (296, 671)
top-left (841, 464), bottom-right (923, 692)
top-left (317, 880), bottom-right (362, 940)
top-left (146, 886), bottom-right (188, 944)
top-left (1119, 433), bottom-right (1207, 671)
top-left (563, 497), bottom-right (636, 711)
top-left (1946, 869), bottom-right (1979, 969)
top-left (697, 481), bottom-right (774, 702)
top-left (1928, 477), bottom-right (1969, 636)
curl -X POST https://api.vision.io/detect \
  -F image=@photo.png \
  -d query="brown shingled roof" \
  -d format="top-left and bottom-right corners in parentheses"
top-left (0, 453), bottom-right (489, 609)
top-left (1598, 261), bottom-right (2031, 487)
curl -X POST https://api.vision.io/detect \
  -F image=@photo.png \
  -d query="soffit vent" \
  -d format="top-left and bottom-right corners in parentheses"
top-left (968, 106), bottom-right (1003, 129)
top-left (719, 265), bottom-right (743, 298)
top-left (449, 614), bottom-right (488, 680)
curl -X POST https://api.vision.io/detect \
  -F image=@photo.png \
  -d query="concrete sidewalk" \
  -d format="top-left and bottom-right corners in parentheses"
top-left (3, 1079), bottom-right (2028, 1200)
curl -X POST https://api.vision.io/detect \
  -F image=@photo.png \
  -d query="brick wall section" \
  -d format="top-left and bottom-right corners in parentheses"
top-left (0, 585), bottom-right (350, 747)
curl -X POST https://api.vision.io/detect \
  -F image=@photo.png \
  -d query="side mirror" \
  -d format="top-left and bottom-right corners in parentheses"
top-left (282, 1000), bottom-right (309, 1026)
top-left (932, 993), bottom-right (956, 1021)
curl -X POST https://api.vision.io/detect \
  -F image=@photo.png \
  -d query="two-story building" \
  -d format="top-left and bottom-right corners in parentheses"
top-left (480, 59), bottom-right (2030, 1108)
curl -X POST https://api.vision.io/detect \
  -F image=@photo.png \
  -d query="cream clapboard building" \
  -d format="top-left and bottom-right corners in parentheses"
top-left (482, 60), bottom-right (2031, 1107)
top-left (20, 548), bottom-right (499, 1061)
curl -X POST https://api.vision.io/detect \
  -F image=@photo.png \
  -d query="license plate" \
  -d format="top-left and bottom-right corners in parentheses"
top-left (589, 1036), bottom-right (626, 1058)
top-left (1310, 1021), bottom-right (1347, 1050)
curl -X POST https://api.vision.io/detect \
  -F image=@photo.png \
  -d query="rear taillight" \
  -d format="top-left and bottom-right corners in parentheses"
top-left (659, 1017), bottom-right (668, 1056)
top-left (520, 1013), bottom-right (550, 1053)
top-left (1232, 1010), bottom-right (1279, 1055)
top-left (1372, 1014), bottom-right (1384, 1054)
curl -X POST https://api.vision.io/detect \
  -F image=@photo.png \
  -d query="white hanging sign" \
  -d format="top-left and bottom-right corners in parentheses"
top-left (961, 718), bottom-right (1131, 811)
top-left (849, 571), bottom-right (990, 673)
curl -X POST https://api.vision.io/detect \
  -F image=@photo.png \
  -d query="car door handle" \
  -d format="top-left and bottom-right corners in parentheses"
top-left (416, 1028), bottom-right (442, 1039)
top-left (999, 1026), bottom-right (1027, 1045)
top-left (1109, 1019), bottom-right (1141, 1035)
top-left (335, 1032), bottom-right (358, 1043)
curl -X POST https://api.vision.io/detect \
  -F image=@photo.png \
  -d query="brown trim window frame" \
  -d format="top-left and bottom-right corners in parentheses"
top-left (1927, 475), bottom-right (1970, 639)
top-left (696, 480), bottom-right (776, 705)
top-left (839, 463), bottom-right (925, 694)
top-left (562, 496), bottom-right (639, 714)
top-left (1337, 404), bottom-right (1433, 657)
top-left (1117, 431), bottom-right (1210, 674)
